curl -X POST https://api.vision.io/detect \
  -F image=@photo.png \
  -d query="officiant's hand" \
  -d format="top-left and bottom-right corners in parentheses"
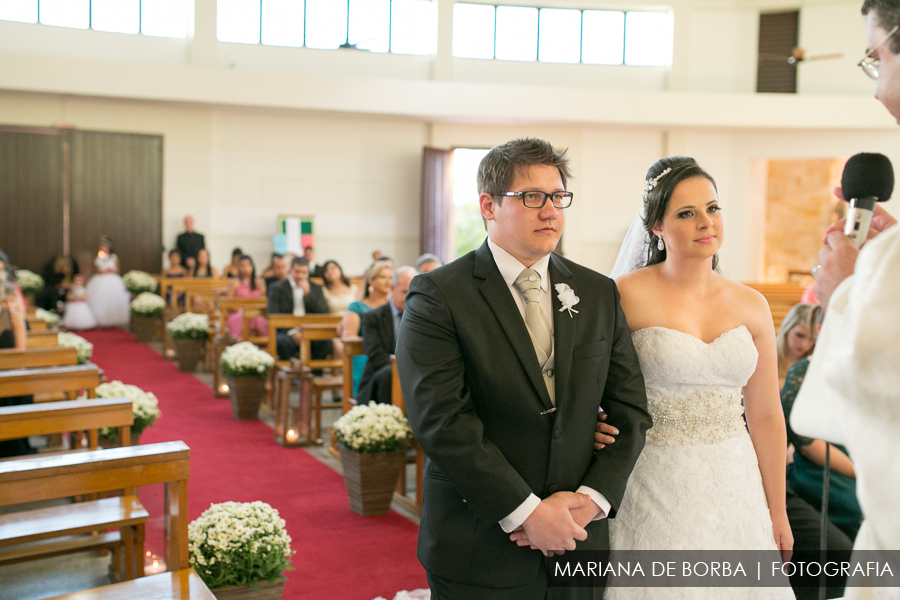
top-left (594, 411), bottom-right (619, 450)
top-left (512, 492), bottom-right (591, 555)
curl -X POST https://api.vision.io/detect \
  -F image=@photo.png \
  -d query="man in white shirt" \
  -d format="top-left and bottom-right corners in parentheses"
top-left (396, 138), bottom-right (650, 599)
top-left (267, 257), bottom-right (329, 360)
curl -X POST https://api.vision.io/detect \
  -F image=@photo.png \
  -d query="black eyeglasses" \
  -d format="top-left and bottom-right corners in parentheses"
top-left (494, 191), bottom-right (574, 209)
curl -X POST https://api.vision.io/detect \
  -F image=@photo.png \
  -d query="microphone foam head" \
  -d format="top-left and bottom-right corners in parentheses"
top-left (841, 152), bottom-right (894, 202)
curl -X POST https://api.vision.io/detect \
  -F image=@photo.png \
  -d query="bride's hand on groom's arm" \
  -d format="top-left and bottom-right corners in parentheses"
top-left (509, 493), bottom-right (592, 556)
top-left (594, 411), bottom-right (619, 450)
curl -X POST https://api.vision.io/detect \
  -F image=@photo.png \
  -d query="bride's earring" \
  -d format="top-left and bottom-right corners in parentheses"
top-left (657, 237), bottom-right (665, 251)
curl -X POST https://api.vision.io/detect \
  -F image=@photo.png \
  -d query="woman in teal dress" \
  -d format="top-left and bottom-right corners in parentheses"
top-left (781, 358), bottom-right (863, 540)
top-left (339, 262), bottom-right (393, 397)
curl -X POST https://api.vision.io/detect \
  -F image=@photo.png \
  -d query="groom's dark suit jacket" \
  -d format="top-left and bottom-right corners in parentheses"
top-left (396, 241), bottom-right (651, 590)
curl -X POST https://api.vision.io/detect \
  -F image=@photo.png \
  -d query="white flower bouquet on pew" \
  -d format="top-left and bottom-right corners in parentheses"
top-left (15, 269), bottom-right (43, 295)
top-left (220, 342), bottom-right (275, 379)
top-left (188, 501), bottom-right (295, 589)
top-left (35, 308), bottom-right (60, 328)
top-left (333, 401), bottom-right (412, 454)
top-left (122, 270), bottom-right (157, 294)
top-left (166, 312), bottom-right (209, 340)
top-left (95, 380), bottom-right (162, 442)
top-left (130, 292), bottom-right (166, 318)
top-left (58, 331), bottom-right (93, 364)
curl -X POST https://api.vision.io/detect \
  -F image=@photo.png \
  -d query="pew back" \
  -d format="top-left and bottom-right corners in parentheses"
top-left (0, 347), bottom-right (79, 370)
top-left (26, 331), bottom-right (59, 348)
top-left (0, 364), bottom-right (100, 400)
top-left (0, 397), bottom-right (133, 447)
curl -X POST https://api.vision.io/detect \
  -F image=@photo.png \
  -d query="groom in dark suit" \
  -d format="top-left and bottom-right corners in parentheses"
top-left (396, 138), bottom-right (651, 599)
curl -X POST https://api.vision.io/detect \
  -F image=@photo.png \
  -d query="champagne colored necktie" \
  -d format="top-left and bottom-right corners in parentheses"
top-left (514, 268), bottom-right (552, 359)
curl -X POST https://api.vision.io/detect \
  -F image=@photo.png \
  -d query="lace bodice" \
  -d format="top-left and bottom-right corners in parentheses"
top-left (632, 326), bottom-right (758, 446)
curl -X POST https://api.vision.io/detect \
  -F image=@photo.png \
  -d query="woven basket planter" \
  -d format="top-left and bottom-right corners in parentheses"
top-left (211, 576), bottom-right (286, 600)
top-left (132, 315), bottom-right (158, 343)
top-left (228, 376), bottom-right (266, 420)
top-left (174, 338), bottom-right (204, 372)
top-left (339, 447), bottom-right (405, 516)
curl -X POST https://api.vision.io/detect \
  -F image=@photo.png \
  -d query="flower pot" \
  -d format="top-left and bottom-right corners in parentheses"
top-left (174, 338), bottom-right (204, 372)
top-left (228, 376), bottom-right (267, 420)
top-left (211, 576), bottom-right (287, 600)
top-left (132, 315), bottom-right (158, 343)
top-left (339, 447), bottom-right (406, 516)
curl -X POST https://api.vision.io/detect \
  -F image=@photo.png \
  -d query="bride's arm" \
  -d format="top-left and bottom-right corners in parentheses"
top-left (742, 290), bottom-right (793, 560)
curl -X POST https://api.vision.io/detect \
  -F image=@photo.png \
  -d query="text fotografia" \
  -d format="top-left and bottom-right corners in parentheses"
top-left (548, 551), bottom-right (900, 588)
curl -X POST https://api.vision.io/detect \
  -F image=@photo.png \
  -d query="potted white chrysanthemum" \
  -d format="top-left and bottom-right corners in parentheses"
top-left (94, 380), bottom-right (161, 446)
top-left (219, 342), bottom-right (275, 420)
top-left (332, 402), bottom-right (412, 516)
top-left (122, 270), bottom-right (158, 295)
top-left (35, 307), bottom-right (60, 329)
top-left (166, 313), bottom-right (209, 372)
top-left (15, 269), bottom-right (43, 301)
top-left (188, 501), bottom-right (294, 599)
top-left (58, 332), bottom-right (93, 364)
top-left (130, 292), bottom-right (165, 343)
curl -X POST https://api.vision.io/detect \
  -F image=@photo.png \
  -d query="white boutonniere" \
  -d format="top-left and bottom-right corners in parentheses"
top-left (555, 283), bottom-right (579, 317)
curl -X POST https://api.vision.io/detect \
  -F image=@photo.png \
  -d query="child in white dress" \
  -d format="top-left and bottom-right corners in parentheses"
top-left (63, 274), bottom-right (98, 330)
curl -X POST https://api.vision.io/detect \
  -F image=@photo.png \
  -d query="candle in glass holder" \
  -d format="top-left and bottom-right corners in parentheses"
top-left (144, 553), bottom-right (167, 575)
top-left (286, 429), bottom-right (299, 443)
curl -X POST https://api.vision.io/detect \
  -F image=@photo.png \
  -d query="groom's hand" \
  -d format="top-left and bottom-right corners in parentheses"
top-left (516, 492), bottom-right (591, 555)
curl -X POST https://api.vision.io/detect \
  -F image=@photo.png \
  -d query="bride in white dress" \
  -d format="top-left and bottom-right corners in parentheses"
top-left (603, 157), bottom-right (793, 598)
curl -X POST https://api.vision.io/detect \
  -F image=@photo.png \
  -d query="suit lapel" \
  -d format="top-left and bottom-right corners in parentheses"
top-left (474, 242), bottom-right (553, 411)
top-left (549, 254), bottom-right (575, 410)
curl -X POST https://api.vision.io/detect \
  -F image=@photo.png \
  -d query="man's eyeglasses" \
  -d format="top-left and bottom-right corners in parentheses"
top-left (494, 191), bottom-right (574, 209)
top-left (859, 24), bottom-right (899, 80)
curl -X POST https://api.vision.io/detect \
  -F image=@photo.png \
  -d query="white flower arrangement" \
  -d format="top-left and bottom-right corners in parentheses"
top-left (166, 312), bottom-right (209, 340)
top-left (95, 380), bottom-right (161, 441)
top-left (35, 307), bottom-right (60, 328)
top-left (188, 501), bottom-right (295, 589)
top-left (130, 292), bottom-right (166, 318)
top-left (16, 269), bottom-right (43, 295)
top-left (220, 342), bottom-right (275, 379)
top-left (122, 270), bottom-right (157, 294)
top-left (58, 331), bottom-right (93, 364)
top-left (333, 401), bottom-right (412, 454)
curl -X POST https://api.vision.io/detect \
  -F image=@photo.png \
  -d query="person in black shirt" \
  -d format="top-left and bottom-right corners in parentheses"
top-left (175, 216), bottom-right (205, 263)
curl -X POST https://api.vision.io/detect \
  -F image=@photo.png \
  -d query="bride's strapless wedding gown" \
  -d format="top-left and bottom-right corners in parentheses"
top-left (606, 326), bottom-right (793, 599)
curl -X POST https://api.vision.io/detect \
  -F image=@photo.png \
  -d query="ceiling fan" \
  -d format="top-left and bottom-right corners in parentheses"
top-left (759, 47), bottom-right (844, 65)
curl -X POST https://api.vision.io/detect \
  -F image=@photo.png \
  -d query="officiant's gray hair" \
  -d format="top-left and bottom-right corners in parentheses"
top-left (477, 138), bottom-right (572, 199)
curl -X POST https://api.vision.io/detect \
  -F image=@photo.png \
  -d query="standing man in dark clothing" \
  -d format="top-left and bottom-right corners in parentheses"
top-left (176, 216), bottom-right (205, 264)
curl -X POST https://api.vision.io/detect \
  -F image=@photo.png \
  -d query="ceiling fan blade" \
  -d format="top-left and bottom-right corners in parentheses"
top-left (802, 52), bottom-right (845, 62)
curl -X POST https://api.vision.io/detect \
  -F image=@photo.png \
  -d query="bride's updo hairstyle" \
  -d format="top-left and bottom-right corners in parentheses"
top-left (641, 157), bottom-right (719, 270)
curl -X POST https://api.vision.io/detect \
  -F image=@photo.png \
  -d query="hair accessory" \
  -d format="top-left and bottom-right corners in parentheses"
top-left (641, 167), bottom-right (673, 203)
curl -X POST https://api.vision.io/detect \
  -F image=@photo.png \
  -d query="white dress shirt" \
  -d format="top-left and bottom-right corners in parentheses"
top-left (487, 239), bottom-right (611, 533)
top-left (288, 277), bottom-right (305, 316)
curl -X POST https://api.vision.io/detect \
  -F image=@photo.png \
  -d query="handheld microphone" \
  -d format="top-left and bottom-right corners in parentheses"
top-left (840, 152), bottom-right (894, 248)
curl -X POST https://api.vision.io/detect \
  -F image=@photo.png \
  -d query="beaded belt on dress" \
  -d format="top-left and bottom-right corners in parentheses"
top-left (645, 388), bottom-right (746, 446)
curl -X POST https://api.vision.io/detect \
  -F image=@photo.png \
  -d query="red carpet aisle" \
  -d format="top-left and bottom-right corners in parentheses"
top-left (81, 329), bottom-right (427, 600)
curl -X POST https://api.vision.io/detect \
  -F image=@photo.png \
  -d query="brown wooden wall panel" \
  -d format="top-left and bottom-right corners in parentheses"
top-left (70, 131), bottom-right (163, 275)
top-left (0, 131), bottom-right (65, 274)
top-left (757, 11), bottom-right (799, 94)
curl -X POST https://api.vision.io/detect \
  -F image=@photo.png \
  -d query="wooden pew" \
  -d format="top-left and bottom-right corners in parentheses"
top-left (0, 397), bottom-right (133, 450)
top-left (27, 330), bottom-right (59, 348)
top-left (160, 277), bottom-right (225, 358)
top-left (742, 282), bottom-right (806, 330)
top-left (0, 347), bottom-right (79, 371)
top-left (0, 364), bottom-right (100, 401)
top-left (44, 567), bottom-right (216, 600)
top-left (327, 337), bottom-right (364, 457)
top-left (0, 441), bottom-right (191, 572)
top-left (390, 355), bottom-right (423, 517)
top-left (26, 317), bottom-right (48, 331)
top-left (212, 297), bottom-right (269, 397)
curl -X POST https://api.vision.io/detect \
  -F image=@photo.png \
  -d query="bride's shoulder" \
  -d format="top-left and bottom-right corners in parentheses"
top-left (718, 278), bottom-right (774, 333)
top-left (613, 266), bottom-right (655, 291)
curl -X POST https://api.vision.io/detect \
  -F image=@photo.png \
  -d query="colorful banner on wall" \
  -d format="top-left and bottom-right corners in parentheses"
top-left (276, 215), bottom-right (314, 255)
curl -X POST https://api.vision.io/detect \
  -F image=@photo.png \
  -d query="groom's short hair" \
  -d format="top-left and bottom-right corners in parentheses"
top-left (477, 138), bottom-right (572, 200)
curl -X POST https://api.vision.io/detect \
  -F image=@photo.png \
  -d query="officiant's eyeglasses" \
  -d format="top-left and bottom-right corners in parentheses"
top-left (859, 24), bottom-right (899, 80)
top-left (495, 191), bottom-right (574, 209)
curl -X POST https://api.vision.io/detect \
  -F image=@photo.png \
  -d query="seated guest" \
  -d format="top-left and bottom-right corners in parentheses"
top-left (222, 247), bottom-right (243, 279)
top-left (776, 303), bottom-right (820, 389)
top-left (782, 356), bottom-right (862, 541)
top-left (304, 246), bottom-right (325, 279)
top-left (0, 281), bottom-right (34, 458)
top-left (37, 254), bottom-right (78, 313)
top-left (415, 253), bottom-right (443, 273)
top-left (175, 215), bottom-right (205, 264)
top-left (267, 257), bottom-right (330, 361)
top-left (260, 252), bottom-right (279, 280)
top-left (357, 266), bottom-right (416, 404)
top-left (339, 261), bottom-right (393, 397)
top-left (264, 254), bottom-right (287, 293)
top-left (0, 249), bottom-right (28, 311)
top-left (322, 260), bottom-right (358, 315)
top-left (225, 255), bottom-right (267, 340)
top-left (163, 250), bottom-right (188, 277)
top-left (192, 248), bottom-right (218, 278)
